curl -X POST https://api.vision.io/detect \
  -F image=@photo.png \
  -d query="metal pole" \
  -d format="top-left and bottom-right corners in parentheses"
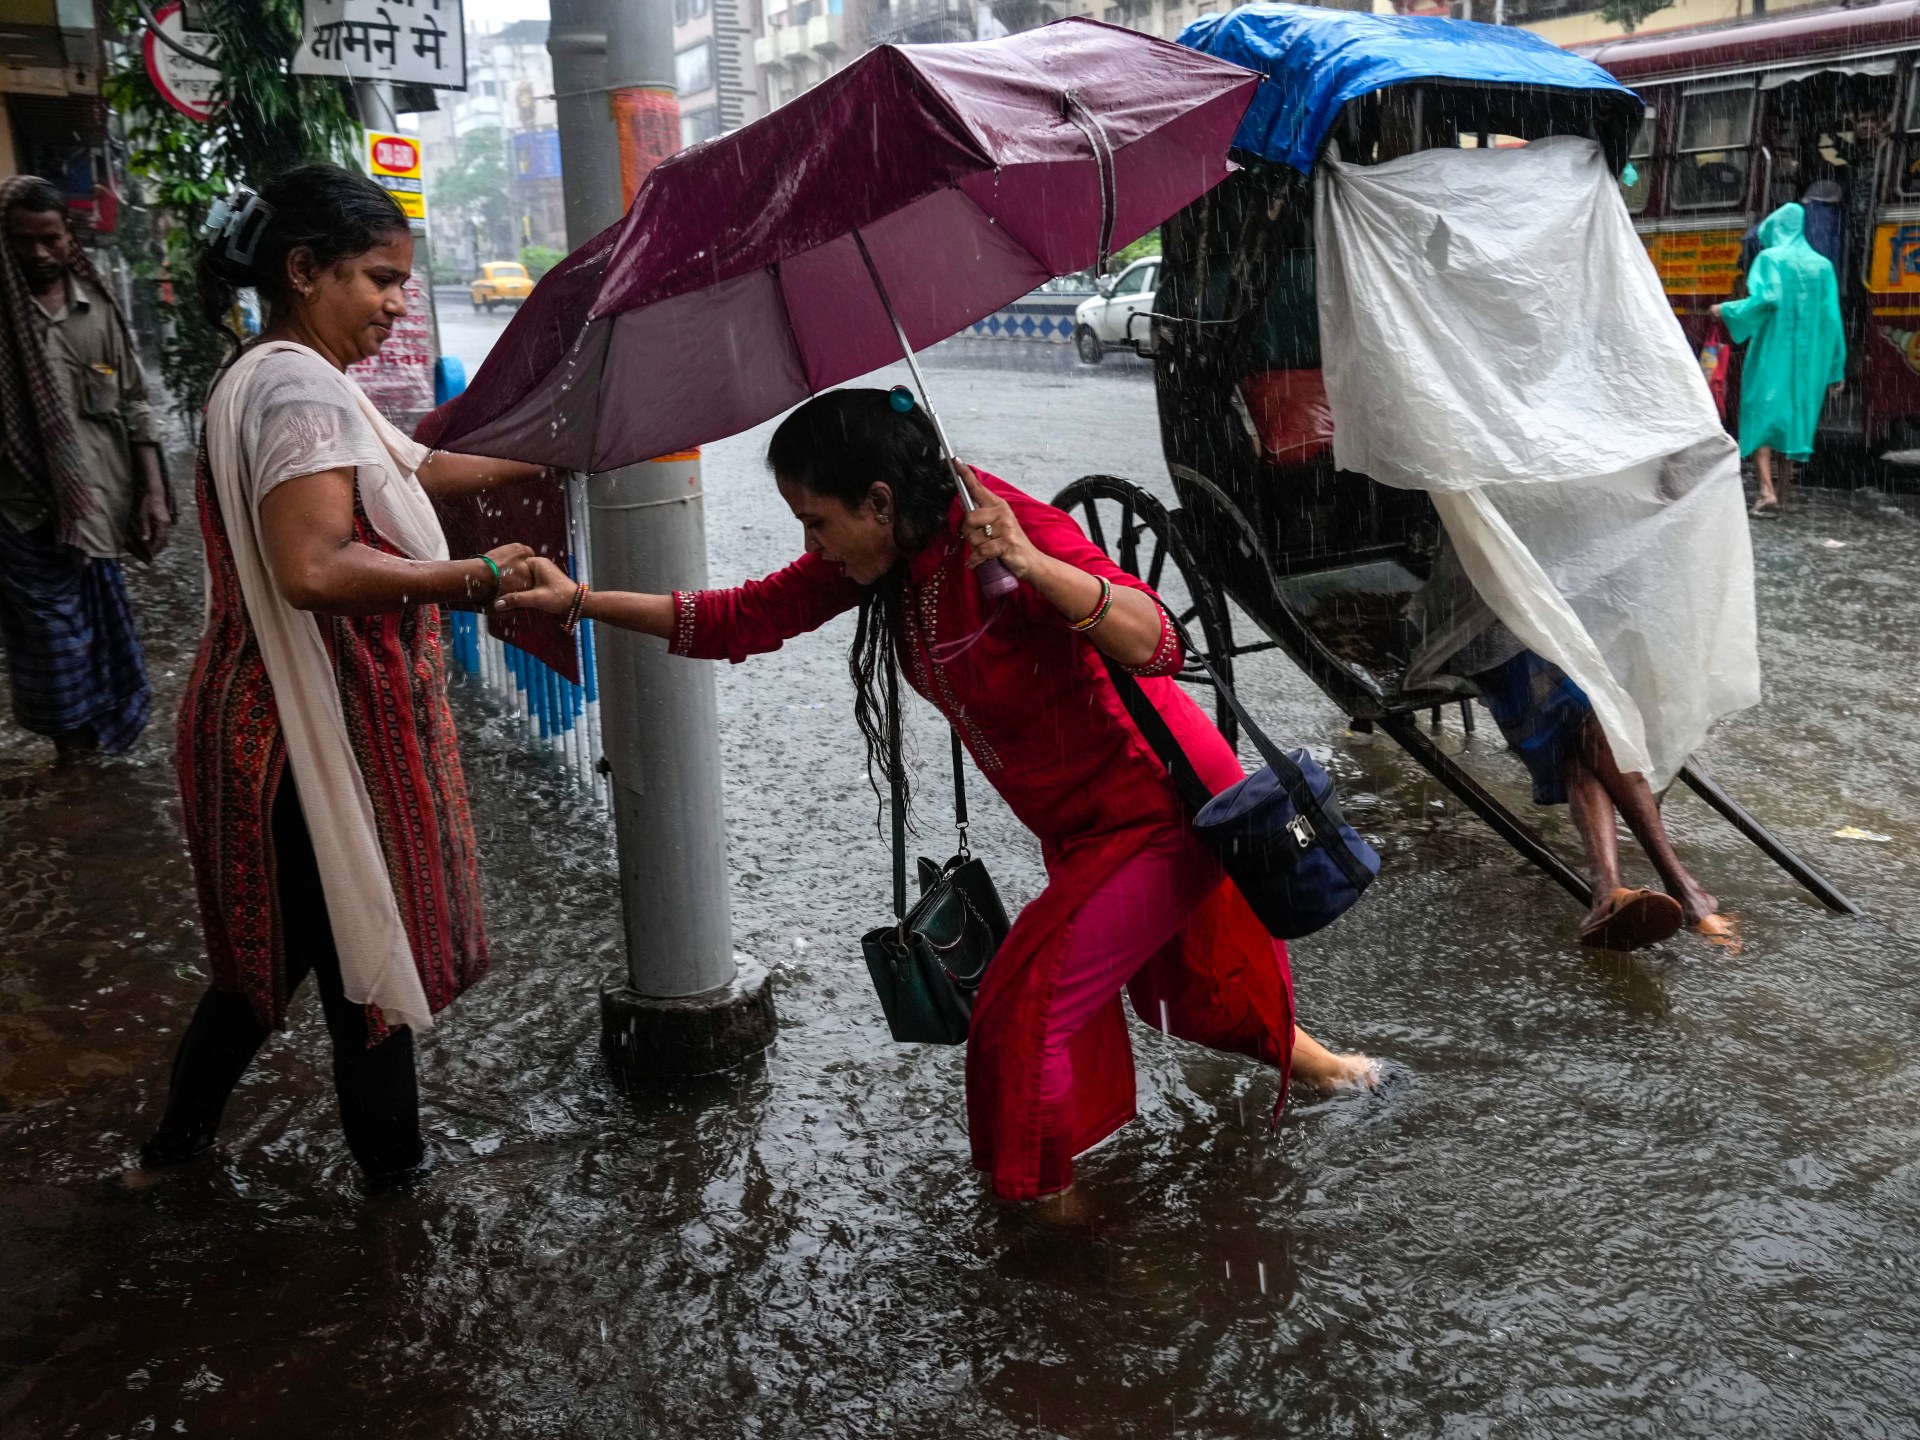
top-left (550, 0), bottom-right (774, 1079)
top-left (1677, 762), bottom-right (1860, 916)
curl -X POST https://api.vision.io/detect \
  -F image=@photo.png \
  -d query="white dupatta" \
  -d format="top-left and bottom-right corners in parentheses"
top-left (204, 341), bottom-right (449, 1032)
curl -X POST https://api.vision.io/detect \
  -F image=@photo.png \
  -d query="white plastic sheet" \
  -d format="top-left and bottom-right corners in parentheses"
top-left (1316, 135), bottom-right (1759, 789)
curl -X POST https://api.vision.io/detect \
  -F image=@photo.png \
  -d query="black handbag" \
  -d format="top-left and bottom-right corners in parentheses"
top-left (1106, 637), bottom-right (1379, 941)
top-left (861, 732), bottom-right (1011, 1045)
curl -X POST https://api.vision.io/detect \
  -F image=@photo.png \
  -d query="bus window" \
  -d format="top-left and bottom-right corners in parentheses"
top-left (1900, 61), bottom-right (1920, 197)
top-left (1673, 80), bottom-right (1756, 209)
top-left (1622, 104), bottom-right (1656, 213)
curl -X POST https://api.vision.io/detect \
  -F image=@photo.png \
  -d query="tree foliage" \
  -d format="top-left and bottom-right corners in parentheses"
top-left (433, 129), bottom-right (518, 261)
top-left (519, 245), bottom-right (565, 280)
top-left (1597, 0), bottom-right (1673, 34)
top-left (104, 0), bottom-right (361, 419)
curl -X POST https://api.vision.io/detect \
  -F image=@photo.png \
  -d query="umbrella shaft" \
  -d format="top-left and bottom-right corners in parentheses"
top-left (851, 229), bottom-right (977, 515)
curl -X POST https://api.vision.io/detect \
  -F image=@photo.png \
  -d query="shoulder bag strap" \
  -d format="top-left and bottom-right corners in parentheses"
top-left (888, 689), bottom-right (908, 926)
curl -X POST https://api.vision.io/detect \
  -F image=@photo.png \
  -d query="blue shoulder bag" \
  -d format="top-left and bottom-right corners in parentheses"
top-left (1106, 641), bottom-right (1379, 941)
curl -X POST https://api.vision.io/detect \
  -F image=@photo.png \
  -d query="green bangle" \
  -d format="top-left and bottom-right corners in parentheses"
top-left (474, 553), bottom-right (503, 602)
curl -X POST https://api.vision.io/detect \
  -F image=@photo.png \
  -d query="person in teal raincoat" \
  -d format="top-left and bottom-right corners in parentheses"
top-left (1712, 203), bottom-right (1846, 517)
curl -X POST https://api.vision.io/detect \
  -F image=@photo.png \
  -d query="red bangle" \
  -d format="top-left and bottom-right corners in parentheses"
top-left (563, 581), bottom-right (590, 635)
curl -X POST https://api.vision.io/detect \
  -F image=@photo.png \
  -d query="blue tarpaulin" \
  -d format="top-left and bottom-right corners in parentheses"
top-left (1178, 3), bottom-right (1638, 175)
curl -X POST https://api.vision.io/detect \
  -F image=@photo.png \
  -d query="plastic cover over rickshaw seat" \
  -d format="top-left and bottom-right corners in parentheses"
top-left (1315, 135), bottom-right (1760, 791)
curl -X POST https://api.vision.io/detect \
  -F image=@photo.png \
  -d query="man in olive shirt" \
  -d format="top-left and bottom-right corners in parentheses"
top-left (0, 176), bottom-right (170, 760)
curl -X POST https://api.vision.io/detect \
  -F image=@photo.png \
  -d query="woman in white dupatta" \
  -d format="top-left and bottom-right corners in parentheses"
top-left (138, 166), bottom-right (544, 1187)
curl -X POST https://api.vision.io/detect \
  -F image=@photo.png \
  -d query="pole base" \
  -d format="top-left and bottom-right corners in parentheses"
top-left (599, 959), bottom-right (776, 1085)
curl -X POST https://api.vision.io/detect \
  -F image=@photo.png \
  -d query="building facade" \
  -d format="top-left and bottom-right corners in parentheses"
top-left (676, 0), bottom-right (763, 143)
top-left (0, 1), bottom-right (111, 229)
top-left (414, 19), bottom-right (566, 275)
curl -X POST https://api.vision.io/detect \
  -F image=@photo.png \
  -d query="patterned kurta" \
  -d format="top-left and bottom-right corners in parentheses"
top-left (673, 472), bottom-right (1296, 1200)
top-left (176, 447), bottom-right (488, 1033)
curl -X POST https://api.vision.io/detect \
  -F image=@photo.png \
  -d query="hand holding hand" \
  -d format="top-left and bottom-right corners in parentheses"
top-left (956, 462), bottom-right (1037, 581)
top-left (467, 542), bottom-right (536, 604)
top-left (494, 555), bottom-right (577, 614)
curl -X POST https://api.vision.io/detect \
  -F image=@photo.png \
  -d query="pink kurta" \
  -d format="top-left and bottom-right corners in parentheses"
top-left (673, 473), bottom-right (1295, 1199)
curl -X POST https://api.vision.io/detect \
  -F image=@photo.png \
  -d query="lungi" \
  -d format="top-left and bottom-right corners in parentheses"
top-left (0, 519), bottom-right (150, 752)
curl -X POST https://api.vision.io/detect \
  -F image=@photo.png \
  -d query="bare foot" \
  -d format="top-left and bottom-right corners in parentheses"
top-left (117, 1164), bottom-right (175, 1193)
top-left (1675, 886), bottom-right (1719, 928)
top-left (1694, 912), bottom-right (1741, 954)
top-left (1027, 1183), bottom-right (1089, 1228)
top-left (1290, 1027), bottom-right (1377, 1093)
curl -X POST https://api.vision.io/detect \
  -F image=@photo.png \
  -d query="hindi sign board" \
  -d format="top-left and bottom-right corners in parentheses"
top-left (143, 2), bottom-right (220, 122)
top-left (367, 129), bottom-right (426, 220)
top-left (292, 0), bottom-right (466, 90)
top-left (347, 262), bottom-right (437, 432)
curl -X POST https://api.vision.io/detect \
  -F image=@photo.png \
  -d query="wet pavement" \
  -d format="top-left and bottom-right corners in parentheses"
top-left (2, 353), bottom-right (1918, 1437)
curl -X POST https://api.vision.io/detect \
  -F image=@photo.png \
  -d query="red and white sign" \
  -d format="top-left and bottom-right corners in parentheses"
top-left (371, 135), bottom-right (419, 175)
top-left (142, 2), bottom-right (221, 123)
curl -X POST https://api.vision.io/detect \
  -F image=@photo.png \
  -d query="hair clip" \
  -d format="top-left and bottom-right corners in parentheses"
top-left (888, 385), bottom-right (916, 414)
top-left (201, 188), bottom-right (274, 268)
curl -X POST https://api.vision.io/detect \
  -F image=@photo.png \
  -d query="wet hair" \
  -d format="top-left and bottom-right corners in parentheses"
top-left (766, 388), bottom-right (955, 814)
top-left (194, 163), bottom-right (408, 350)
top-left (4, 178), bottom-right (67, 220)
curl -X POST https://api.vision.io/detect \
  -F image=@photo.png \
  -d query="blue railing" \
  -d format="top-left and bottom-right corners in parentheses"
top-left (436, 357), bottom-right (605, 803)
top-left (963, 290), bottom-right (1096, 344)
top-left (445, 587), bottom-right (605, 804)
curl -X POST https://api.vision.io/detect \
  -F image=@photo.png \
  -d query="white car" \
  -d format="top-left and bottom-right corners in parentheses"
top-left (1073, 256), bottom-right (1161, 364)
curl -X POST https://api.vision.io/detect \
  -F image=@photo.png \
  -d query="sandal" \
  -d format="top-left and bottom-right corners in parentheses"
top-left (1749, 499), bottom-right (1780, 518)
top-left (1579, 887), bottom-right (1684, 951)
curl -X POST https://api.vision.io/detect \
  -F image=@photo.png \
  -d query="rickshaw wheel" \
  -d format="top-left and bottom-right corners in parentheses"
top-left (1051, 474), bottom-right (1238, 749)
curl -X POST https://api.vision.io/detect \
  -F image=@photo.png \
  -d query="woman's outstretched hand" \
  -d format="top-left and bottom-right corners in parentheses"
top-left (494, 555), bottom-right (576, 614)
top-left (956, 463), bottom-right (1038, 580)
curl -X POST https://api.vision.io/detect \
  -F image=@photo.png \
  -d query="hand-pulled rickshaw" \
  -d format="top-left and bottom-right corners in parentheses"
top-left (1050, 4), bottom-right (1857, 918)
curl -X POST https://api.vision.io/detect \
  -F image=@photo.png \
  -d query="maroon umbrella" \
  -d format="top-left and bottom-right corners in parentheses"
top-left (425, 18), bottom-right (1257, 592)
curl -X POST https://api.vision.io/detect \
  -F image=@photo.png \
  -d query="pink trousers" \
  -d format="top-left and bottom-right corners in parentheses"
top-left (1038, 824), bottom-right (1221, 1155)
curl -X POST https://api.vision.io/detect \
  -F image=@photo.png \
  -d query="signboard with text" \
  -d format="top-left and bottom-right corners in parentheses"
top-left (513, 129), bottom-right (562, 181)
top-left (1642, 229), bottom-right (1744, 298)
top-left (142, 2), bottom-right (220, 122)
top-left (293, 0), bottom-right (466, 90)
top-left (347, 265), bottom-right (436, 430)
top-left (367, 129), bottom-right (426, 220)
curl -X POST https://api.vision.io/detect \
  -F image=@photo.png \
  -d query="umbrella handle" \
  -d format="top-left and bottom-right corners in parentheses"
top-left (975, 556), bottom-right (1019, 598)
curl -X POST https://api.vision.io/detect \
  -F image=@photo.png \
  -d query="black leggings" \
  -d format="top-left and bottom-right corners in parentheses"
top-left (145, 777), bottom-right (423, 1178)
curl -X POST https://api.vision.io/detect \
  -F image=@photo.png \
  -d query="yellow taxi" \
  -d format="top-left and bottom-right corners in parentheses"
top-left (470, 261), bottom-right (533, 312)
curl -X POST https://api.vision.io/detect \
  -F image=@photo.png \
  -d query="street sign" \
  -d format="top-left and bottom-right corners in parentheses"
top-left (292, 0), bottom-right (466, 90)
top-left (513, 130), bottom-right (562, 181)
top-left (142, 1), bottom-right (220, 122)
top-left (367, 129), bottom-right (426, 220)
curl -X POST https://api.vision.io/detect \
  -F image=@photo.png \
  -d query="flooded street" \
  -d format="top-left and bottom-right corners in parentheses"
top-left (3, 352), bottom-right (1919, 1438)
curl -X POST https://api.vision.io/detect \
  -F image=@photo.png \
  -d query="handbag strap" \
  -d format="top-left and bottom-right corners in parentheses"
top-left (1103, 612), bottom-right (1372, 890)
top-left (950, 730), bottom-right (970, 860)
top-left (887, 727), bottom-right (972, 924)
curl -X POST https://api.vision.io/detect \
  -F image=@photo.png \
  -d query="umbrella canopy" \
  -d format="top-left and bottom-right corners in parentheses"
top-left (427, 18), bottom-right (1259, 471)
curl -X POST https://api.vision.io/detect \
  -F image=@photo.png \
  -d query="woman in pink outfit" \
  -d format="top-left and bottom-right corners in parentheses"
top-left (504, 388), bottom-right (1373, 1201)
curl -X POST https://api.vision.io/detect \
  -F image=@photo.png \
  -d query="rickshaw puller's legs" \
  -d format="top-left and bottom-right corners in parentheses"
top-left (1567, 716), bottom-right (1719, 928)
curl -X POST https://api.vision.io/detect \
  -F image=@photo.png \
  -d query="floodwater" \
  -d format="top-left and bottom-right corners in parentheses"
top-left (3, 356), bottom-right (1918, 1437)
